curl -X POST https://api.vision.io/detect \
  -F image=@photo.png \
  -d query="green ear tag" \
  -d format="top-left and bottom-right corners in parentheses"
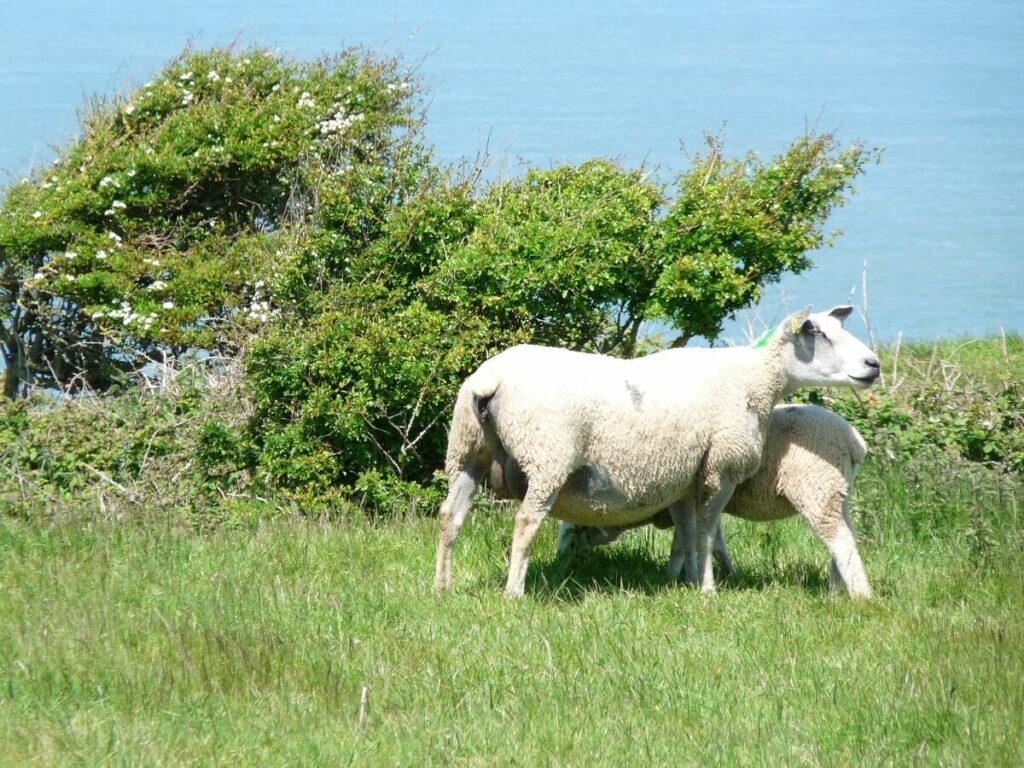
top-left (752, 328), bottom-right (775, 349)
top-left (789, 317), bottom-right (803, 335)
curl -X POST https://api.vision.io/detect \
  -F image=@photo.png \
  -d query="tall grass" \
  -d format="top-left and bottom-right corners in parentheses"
top-left (0, 449), bottom-right (1021, 766)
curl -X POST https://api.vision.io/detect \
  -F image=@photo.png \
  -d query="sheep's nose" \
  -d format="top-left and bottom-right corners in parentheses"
top-left (866, 356), bottom-right (881, 374)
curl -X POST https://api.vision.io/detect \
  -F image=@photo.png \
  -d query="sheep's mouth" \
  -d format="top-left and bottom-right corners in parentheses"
top-left (848, 374), bottom-right (879, 386)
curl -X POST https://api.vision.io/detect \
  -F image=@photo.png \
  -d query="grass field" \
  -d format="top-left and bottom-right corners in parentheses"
top-left (1, 336), bottom-right (1022, 765)
top-left (1, 451), bottom-right (1022, 766)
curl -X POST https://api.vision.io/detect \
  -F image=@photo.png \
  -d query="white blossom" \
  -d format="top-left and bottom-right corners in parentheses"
top-left (318, 107), bottom-right (363, 136)
top-left (162, 301), bottom-right (175, 309)
top-left (32, 211), bottom-right (42, 219)
top-left (297, 91), bottom-right (316, 109)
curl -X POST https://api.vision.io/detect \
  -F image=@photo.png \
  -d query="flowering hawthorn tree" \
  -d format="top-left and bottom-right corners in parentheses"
top-left (0, 46), bottom-right (422, 397)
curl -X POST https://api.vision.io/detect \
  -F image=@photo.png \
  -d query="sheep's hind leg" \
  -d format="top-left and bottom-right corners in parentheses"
top-left (667, 499), bottom-right (696, 582)
top-left (434, 466), bottom-right (484, 592)
top-left (802, 498), bottom-right (872, 599)
top-left (712, 525), bottom-right (736, 577)
top-left (505, 484), bottom-right (561, 598)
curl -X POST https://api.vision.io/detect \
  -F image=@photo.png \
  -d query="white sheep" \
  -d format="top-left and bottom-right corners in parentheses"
top-left (556, 403), bottom-right (873, 598)
top-left (434, 306), bottom-right (879, 597)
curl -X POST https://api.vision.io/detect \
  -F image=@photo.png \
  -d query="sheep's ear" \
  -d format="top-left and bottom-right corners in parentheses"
top-left (800, 316), bottom-right (820, 336)
top-left (784, 307), bottom-right (811, 336)
top-left (828, 305), bottom-right (854, 324)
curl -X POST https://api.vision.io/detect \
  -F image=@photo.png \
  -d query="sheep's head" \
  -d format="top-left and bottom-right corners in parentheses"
top-left (774, 306), bottom-right (880, 393)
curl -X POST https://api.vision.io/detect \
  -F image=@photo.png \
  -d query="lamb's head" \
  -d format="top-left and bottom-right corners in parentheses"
top-left (771, 306), bottom-right (880, 393)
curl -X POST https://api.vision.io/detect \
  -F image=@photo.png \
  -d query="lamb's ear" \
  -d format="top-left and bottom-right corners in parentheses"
top-left (828, 305), bottom-right (854, 324)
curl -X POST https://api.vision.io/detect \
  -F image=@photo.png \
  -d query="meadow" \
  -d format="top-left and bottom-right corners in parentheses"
top-left (0, 338), bottom-right (1022, 766)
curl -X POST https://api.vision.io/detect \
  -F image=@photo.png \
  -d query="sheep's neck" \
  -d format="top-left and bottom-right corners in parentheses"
top-left (747, 349), bottom-right (789, 428)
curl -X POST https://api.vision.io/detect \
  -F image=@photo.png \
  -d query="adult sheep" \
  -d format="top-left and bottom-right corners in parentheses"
top-left (434, 306), bottom-right (879, 597)
top-left (556, 403), bottom-right (873, 598)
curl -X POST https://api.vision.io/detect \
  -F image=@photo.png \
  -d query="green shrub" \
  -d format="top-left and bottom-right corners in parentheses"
top-left (3, 44), bottom-right (881, 503)
top-left (802, 336), bottom-right (1024, 474)
top-left (0, 45), bottom-right (422, 397)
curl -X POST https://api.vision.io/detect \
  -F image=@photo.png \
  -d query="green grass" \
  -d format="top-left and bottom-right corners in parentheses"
top-left (1, 451), bottom-right (1021, 766)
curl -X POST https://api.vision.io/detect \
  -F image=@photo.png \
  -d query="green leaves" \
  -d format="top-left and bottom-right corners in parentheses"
top-left (431, 160), bottom-right (662, 354)
top-left (652, 132), bottom-right (878, 341)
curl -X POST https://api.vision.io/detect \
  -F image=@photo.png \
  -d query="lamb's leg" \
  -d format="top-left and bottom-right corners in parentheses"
top-left (802, 497), bottom-right (872, 599)
top-left (556, 522), bottom-right (590, 556)
top-left (505, 485), bottom-right (560, 598)
top-left (696, 484), bottom-right (736, 594)
top-left (712, 525), bottom-right (736, 577)
top-left (667, 499), bottom-right (696, 582)
top-left (434, 466), bottom-right (484, 592)
top-left (556, 521), bottom-right (630, 556)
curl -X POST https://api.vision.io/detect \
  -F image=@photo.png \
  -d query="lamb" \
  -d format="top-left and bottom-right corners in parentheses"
top-left (434, 306), bottom-right (880, 597)
top-left (556, 403), bottom-right (873, 598)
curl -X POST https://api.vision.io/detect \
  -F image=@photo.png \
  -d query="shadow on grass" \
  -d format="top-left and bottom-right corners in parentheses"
top-left (480, 548), bottom-right (835, 603)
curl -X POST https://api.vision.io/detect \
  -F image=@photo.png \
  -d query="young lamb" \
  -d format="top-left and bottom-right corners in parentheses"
top-left (434, 306), bottom-right (879, 597)
top-left (555, 403), bottom-right (873, 598)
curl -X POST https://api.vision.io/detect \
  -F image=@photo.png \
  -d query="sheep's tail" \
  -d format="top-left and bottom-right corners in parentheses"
top-left (443, 373), bottom-right (499, 477)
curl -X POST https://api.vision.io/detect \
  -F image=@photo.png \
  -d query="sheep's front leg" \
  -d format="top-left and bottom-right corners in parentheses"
top-left (696, 484), bottom-right (736, 594)
top-left (505, 486), bottom-right (559, 598)
top-left (434, 467), bottom-right (484, 592)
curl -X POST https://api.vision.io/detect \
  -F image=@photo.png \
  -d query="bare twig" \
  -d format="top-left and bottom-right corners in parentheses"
top-left (358, 685), bottom-right (369, 727)
top-left (82, 463), bottom-right (138, 501)
top-left (924, 343), bottom-right (938, 382)
top-left (359, 414), bottom-right (402, 475)
top-left (1000, 327), bottom-right (1010, 373)
top-left (859, 259), bottom-right (882, 386)
top-left (890, 331), bottom-right (903, 391)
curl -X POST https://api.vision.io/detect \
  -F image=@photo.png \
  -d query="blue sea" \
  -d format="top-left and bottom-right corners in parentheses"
top-left (2, 0), bottom-right (1022, 342)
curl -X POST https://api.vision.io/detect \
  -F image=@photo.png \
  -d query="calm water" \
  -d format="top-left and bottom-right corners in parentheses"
top-left (2, 0), bottom-right (1022, 342)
